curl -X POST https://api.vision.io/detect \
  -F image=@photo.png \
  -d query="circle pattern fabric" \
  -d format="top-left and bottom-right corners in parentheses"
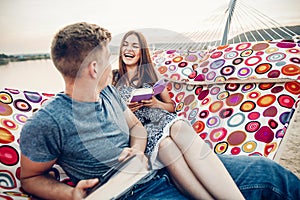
top-left (153, 39), bottom-right (300, 160)
top-left (0, 89), bottom-right (73, 198)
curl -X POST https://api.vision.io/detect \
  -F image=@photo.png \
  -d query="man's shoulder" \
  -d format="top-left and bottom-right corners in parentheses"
top-left (21, 94), bottom-right (72, 138)
top-left (29, 94), bottom-right (70, 121)
top-left (102, 84), bottom-right (116, 93)
top-left (101, 85), bottom-right (127, 111)
top-left (40, 93), bottom-right (68, 109)
top-left (101, 85), bottom-right (119, 99)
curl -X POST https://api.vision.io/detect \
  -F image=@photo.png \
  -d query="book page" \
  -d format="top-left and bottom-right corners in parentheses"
top-left (128, 78), bottom-right (168, 102)
top-left (85, 156), bottom-right (152, 200)
top-left (129, 88), bottom-right (153, 102)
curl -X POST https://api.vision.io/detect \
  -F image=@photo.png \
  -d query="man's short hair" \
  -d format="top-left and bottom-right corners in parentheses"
top-left (51, 22), bottom-right (111, 78)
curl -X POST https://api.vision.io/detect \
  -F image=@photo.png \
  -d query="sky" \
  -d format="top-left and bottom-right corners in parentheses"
top-left (0, 0), bottom-right (299, 54)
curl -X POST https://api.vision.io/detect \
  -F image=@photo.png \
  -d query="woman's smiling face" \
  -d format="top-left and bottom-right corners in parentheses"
top-left (121, 34), bottom-right (141, 67)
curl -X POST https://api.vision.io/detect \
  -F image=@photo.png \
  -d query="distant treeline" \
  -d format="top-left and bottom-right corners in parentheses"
top-left (0, 53), bottom-right (50, 65)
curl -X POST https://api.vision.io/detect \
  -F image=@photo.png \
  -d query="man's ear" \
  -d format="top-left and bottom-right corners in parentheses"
top-left (88, 61), bottom-right (98, 79)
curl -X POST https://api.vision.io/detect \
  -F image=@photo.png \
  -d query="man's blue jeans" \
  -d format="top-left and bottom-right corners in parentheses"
top-left (220, 155), bottom-right (300, 200)
top-left (120, 169), bottom-right (188, 199)
top-left (121, 155), bottom-right (300, 199)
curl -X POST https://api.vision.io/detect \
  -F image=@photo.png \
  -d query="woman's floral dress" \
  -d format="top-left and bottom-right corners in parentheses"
top-left (117, 84), bottom-right (177, 155)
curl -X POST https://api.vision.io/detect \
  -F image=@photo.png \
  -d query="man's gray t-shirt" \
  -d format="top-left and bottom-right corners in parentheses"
top-left (20, 85), bottom-right (129, 184)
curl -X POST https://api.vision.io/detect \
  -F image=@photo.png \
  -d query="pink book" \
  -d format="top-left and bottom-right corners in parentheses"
top-left (129, 78), bottom-right (168, 102)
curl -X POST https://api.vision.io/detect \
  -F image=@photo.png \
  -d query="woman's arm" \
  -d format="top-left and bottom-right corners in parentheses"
top-left (20, 154), bottom-right (98, 200)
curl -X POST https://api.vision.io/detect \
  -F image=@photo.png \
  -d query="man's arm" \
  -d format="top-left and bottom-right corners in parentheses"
top-left (123, 107), bottom-right (147, 152)
top-left (20, 154), bottom-right (98, 200)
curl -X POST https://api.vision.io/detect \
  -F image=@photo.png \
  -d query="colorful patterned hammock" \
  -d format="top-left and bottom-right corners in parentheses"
top-left (152, 39), bottom-right (300, 160)
top-left (0, 39), bottom-right (299, 199)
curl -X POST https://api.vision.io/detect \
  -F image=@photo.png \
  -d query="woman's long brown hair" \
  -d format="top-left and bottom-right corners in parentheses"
top-left (115, 30), bottom-right (158, 88)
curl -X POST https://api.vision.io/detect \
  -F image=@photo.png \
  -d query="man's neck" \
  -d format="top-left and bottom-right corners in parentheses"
top-left (64, 81), bottom-right (101, 102)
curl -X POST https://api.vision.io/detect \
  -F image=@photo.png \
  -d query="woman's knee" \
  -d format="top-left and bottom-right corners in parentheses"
top-left (158, 137), bottom-right (183, 166)
top-left (170, 120), bottom-right (193, 137)
top-left (159, 137), bottom-right (174, 150)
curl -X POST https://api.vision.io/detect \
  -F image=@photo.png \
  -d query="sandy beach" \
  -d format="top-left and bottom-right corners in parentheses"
top-left (279, 107), bottom-right (300, 178)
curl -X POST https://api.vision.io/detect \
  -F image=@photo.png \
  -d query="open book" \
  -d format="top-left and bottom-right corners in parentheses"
top-left (129, 78), bottom-right (169, 102)
top-left (85, 155), bottom-right (153, 200)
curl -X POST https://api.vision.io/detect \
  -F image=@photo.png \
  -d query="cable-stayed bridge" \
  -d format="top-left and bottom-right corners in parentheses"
top-left (152, 0), bottom-right (299, 50)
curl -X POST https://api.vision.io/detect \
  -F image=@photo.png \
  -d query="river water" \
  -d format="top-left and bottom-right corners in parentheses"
top-left (0, 56), bottom-right (119, 93)
top-left (0, 59), bottom-right (64, 93)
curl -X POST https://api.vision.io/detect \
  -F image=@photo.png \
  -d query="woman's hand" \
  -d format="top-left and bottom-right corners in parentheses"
top-left (127, 101), bottom-right (143, 112)
top-left (141, 96), bottom-right (159, 108)
top-left (72, 178), bottom-right (99, 200)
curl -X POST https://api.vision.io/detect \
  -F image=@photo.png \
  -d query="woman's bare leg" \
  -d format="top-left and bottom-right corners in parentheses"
top-left (169, 120), bottom-right (244, 200)
top-left (158, 137), bottom-right (214, 200)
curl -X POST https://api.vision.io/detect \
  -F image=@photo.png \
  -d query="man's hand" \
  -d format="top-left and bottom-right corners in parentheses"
top-left (118, 148), bottom-right (149, 170)
top-left (118, 147), bottom-right (141, 162)
top-left (72, 178), bottom-right (99, 200)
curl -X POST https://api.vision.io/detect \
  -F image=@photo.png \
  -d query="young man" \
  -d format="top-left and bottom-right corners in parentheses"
top-left (19, 22), bottom-right (190, 200)
top-left (20, 22), bottom-right (299, 200)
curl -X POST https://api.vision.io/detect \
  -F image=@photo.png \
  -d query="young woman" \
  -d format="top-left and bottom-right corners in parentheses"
top-left (112, 30), bottom-right (244, 199)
